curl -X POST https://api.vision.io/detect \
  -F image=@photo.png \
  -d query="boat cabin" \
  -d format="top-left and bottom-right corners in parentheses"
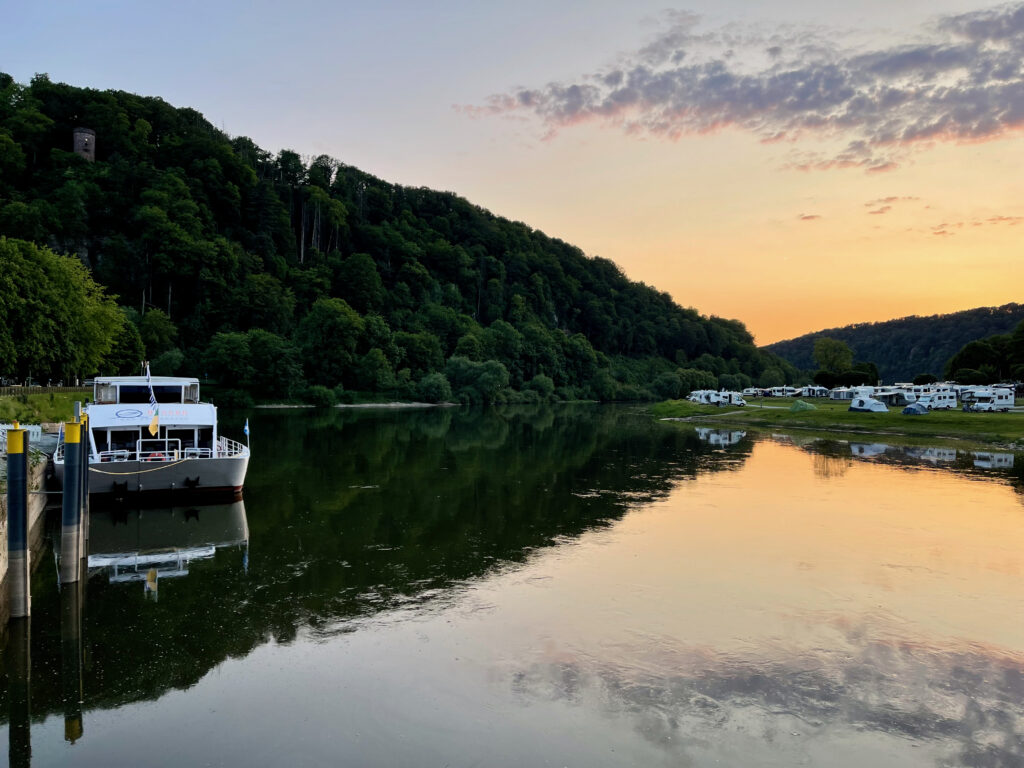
top-left (85, 376), bottom-right (218, 462)
top-left (93, 376), bottom-right (201, 405)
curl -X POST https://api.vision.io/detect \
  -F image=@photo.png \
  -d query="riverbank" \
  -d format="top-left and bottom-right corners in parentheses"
top-left (0, 390), bottom-right (90, 424)
top-left (650, 397), bottom-right (1024, 450)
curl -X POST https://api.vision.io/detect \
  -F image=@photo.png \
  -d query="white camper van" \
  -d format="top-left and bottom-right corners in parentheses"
top-left (970, 388), bottom-right (1014, 412)
top-left (916, 391), bottom-right (957, 410)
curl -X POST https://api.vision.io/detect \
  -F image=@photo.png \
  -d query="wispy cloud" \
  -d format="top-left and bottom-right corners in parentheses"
top-left (798, 213), bottom-right (821, 220)
top-left (468, 4), bottom-right (1024, 170)
top-left (864, 195), bottom-right (919, 214)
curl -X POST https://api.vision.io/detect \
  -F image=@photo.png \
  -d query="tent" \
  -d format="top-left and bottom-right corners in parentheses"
top-left (790, 400), bottom-right (817, 412)
top-left (902, 403), bottom-right (929, 416)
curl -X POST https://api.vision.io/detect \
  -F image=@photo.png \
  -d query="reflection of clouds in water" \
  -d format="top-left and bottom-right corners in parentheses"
top-left (509, 622), bottom-right (1024, 767)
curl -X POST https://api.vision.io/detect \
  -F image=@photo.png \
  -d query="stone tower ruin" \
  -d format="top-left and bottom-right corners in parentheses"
top-left (73, 127), bottom-right (96, 162)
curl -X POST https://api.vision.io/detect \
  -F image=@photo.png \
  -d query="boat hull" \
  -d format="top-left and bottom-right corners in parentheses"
top-left (53, 454), bottom-right (249, 501)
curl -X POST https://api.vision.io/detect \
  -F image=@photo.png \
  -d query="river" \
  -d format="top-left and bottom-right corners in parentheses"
top-left (1, 404), bottom-right (1022, 767)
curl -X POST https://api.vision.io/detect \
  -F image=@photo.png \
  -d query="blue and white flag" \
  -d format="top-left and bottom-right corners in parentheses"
top-left (146, 362), bottom-right (159, 436)
top-left (243, 418), bottom-right (250, 437)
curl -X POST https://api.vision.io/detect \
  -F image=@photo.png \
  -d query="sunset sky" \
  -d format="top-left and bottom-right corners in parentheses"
top-left (4, 0), bottom-right (1023, 343)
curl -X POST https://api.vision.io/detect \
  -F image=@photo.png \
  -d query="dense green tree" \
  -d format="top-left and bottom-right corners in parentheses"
top-left (813, 337), bottom-right (854, 374)
top-left (336, 252), bottom-right (384, 313)
top-left (295, 298), bottom-right (364, 387)
top-left (677, 368), bottom-right (717, 396)
top-left (0, 237), bottom-right (122, 381)
top-left (247, 329), bottom-right (302, 400)
top-left (139, 308), bottom-right (178, 357)
top-left (100, 309), bottom-right (145, 375)
top-left (203, 332), bottom-right (253, 387)
top-left (416, 372), bottom-right (452, 403)
top-left (651, 371), bottom-right (682, 400)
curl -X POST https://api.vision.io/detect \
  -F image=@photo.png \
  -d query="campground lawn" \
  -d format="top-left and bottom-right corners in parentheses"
top-left (650, 397), bottom-right (1024, 449)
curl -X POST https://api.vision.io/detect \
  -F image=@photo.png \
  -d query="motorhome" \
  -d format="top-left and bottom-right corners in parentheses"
top-left (969, 388), bottom-right (1014, 412)
top-left (687, 390), bottom-right (721, 405)
top-left (916, 391), bottom-right (958, 410)
top-left (719, 391), bottom-right (747, 407)
top-left (799, 386), bottom-right (830, 398)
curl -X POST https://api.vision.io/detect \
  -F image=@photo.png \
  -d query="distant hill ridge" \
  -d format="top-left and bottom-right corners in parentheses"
top-left (763, 303), bottom-right (1024, 382)
top-left (0, 73), bottom-right (798, 398)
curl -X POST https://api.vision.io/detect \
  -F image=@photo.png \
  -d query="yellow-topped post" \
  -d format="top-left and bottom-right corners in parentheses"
top-left (60, 420), bottom-right (84, 584)
top-left (6, 423), bottom-right (30, 618)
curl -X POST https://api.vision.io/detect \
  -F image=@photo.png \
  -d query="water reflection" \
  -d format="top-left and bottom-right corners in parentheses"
top-left (786, 434), bottom-right (1021, 489)
top-left (0, 407), bottom-right (1020, 766)
top-left (510, 625), bottom-right (1024, 767)
top-left (694, 427), bottom-right (748, 447)
top-left (88, 501), bottom-right (249, 591)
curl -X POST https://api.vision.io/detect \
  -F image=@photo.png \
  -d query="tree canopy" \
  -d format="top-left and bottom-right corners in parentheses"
top-left (0, 73), bottom-right (799, 401)
top-left (0, 236), bottom-right (122, 381)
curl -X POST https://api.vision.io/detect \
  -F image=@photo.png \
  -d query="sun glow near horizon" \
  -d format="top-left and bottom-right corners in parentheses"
top-left (2, 0), bottom-right (1023, 343)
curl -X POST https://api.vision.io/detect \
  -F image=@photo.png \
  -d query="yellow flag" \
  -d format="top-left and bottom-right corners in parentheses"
top-left (148, 408), bottom-right (159, 437)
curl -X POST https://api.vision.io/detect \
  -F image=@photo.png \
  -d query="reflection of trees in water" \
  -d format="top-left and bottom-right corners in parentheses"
top-left (509, 623), bottom-right (1024, 767)
top-left (0, 405), bottom-right (750, 719)
top-left (813, 454), bottom-right (852, 479)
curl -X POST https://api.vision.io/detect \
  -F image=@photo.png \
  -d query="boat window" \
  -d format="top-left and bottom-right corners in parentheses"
top-left (118, 385), bottom-right (184, 404)
top-left (109, 429), bottom-right (138, 453)
top-left (198, 427), bottom-right (214, 450)
top-left (167, 428), bottom-right (196, 450)
top-left (95, 383), bottom-right (118, 403)
top-left (184, 383), bottom-right (200, 403)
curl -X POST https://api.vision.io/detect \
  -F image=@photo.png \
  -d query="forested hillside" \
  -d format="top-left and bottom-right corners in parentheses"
top-left (0, 73), bottom-right (796, 403)
top-left (764, 304), bottom-right (1024, 382)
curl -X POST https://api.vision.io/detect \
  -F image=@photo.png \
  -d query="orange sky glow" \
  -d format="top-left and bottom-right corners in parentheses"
top-left (4, 1), bottom-right (1023, 344)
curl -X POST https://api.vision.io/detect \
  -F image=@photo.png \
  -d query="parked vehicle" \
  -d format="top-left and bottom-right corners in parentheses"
top-left (916, 391), bottom-right (957, 410)
top-left (969, 388), bottom-right (1014, 412)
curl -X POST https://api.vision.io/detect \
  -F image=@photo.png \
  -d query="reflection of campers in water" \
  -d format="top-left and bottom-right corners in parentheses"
top-left (687, 390), bottom-right (747, 407)
top-left (850, 443), bottom-right (888, 458)
top-left (695, 428), bottom-right (747, 447)
top-left (972, 452), bottom-right (1015, 469)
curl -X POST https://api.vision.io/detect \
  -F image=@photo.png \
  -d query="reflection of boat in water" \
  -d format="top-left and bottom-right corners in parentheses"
top-left (53, 375), bottom-right (249, 500)
top-left (88, 500), bottom-right (249, 586)
top-left (695, 428), bottom-right (747, 447)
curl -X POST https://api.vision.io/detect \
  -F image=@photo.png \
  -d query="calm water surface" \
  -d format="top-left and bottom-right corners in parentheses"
top-left (2, 405), bottom-right (1022, 767)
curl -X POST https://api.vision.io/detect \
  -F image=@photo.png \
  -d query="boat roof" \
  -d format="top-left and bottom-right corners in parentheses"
top-left (95, 376), bottom-right (200, 385)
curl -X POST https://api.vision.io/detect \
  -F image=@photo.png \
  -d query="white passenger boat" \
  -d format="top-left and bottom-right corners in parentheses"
top-left (53, 375), bottom-right (249, 499)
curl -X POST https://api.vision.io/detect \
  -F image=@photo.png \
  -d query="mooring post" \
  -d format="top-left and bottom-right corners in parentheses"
top-left (61, 576), bottom-right (85, 744)
top-left (60, 420), bottom-right (83, 584)
top-left (6, 423), bottom-right (31, 618)
top-left (80, 413), bottom-right (90, 557)
top-left (7, 616), bottom-right (32, 767)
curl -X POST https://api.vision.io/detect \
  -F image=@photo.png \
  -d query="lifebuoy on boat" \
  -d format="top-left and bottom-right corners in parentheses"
top-left (148, 451), bottom-right (166, 462)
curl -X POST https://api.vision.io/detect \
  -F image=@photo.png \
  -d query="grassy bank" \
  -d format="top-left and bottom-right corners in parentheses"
top-left (0, 390), bottom-right (90, 424)
top-left (650, 397), bottom-right (1024, 449)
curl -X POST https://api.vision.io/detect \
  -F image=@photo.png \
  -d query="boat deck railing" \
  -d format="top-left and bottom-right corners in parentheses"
top-left (217, 435), bottom-right (249, 458)
top-left (56, 438), bottom-right (247, 463)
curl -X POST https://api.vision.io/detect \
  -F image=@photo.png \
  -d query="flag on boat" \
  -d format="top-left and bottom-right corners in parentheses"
top-left (243, 418), bottom-right (250, 437)
top-left (146, 362), bottom-right (159, 437)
